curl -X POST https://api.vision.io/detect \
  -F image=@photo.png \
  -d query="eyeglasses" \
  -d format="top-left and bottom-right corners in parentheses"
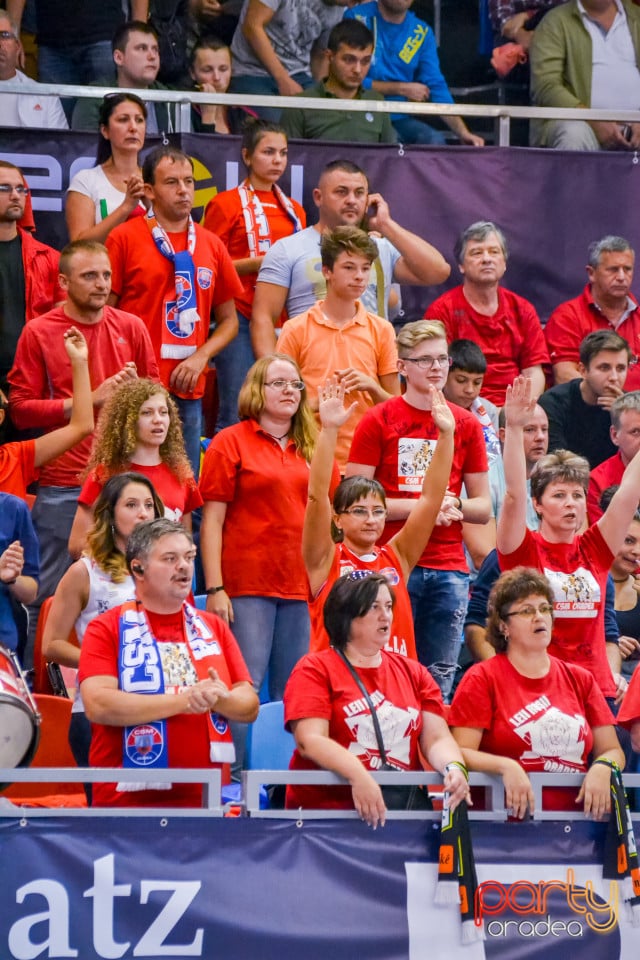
top-left (0, 30), bottom-right (17, 41)
top-left (264, 379), bottom-right (305, 391)
top-left (0, 184), bottom-right (29, 195)
top-left (402, 355), bottom-right (452, 370)
top-left (504, 603), bottom-right (553, 619)
top-left (340, 507), bottom-right (387, 519)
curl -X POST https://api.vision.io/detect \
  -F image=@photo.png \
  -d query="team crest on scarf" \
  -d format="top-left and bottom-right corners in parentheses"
top-left (197, 267), bottom-right (213, 289)
top-left (125, 724), bottom-right (166, 767)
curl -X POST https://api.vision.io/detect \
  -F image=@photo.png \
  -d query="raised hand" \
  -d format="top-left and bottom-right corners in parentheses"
top-left (63, 326), bottom-right (88, 363)
top-left (318, 377), bottom-right (358, 430)
top-left (503, 375), bottom-right (536, 428)
top-left (429, 386), bottom-right (455, 434)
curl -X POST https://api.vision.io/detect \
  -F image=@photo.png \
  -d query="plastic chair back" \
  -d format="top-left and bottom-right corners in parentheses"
top-left (245, 700), bottom-right (295, 770)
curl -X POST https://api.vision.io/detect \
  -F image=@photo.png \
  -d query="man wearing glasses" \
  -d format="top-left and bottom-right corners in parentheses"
top-left (0, 10), bottom-right (67, 128)
top-left (0, 160), bottom-right (63, 395)
top-left (278, 225), bottom-right (400, 471)
top-left (346, 318), bottom-right (490, 701)
top-left (426, 221), bottom-right (548, 407)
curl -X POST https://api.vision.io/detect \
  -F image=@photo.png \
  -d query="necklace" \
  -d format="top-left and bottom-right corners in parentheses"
top-left (266, 430), bottom-right (289, 442)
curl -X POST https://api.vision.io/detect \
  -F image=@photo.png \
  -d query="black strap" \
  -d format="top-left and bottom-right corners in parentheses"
top-left (336, 649), bottom-right (388, 765)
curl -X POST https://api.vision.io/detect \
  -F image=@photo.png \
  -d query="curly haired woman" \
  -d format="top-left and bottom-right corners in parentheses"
top-left (68, 379), bottom-right (202, 558)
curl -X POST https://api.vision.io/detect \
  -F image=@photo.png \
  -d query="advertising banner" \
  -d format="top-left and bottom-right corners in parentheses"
top-left (1, 131), bottom-right (639, 323)
top-left (0, 816), bottom-right (638, 959)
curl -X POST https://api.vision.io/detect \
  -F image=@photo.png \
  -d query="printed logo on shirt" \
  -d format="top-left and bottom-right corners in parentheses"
top-left (343, 691), bottom-right (420, 769)
top-left (397, 437), bottom-right (436, 492)
top-left (399, 24), bottom-right (428, 64)
top-left (544, 566), bottom-right (600, 619)
top-left (197, 267), bottom-right (213, 290)
top-left (509, 696), bottom-right (588, 772)
top-left (125, 724), bottom-right (165, 766)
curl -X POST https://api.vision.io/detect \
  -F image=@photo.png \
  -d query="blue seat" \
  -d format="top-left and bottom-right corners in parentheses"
top-left (245, 700), bottom-right (295, 770)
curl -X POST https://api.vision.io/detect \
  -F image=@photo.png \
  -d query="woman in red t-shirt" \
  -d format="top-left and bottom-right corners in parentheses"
top-left (203, 117), bottom-right (305, 432)
top-left (450, 567), bottom-right (623, 816)
top-left (496, 375), bottom-right (640, 701)
top-left (68, 378), bottom-right (201, 558)
top-left (304, 378), bottom-right (454, 660)
top-left (284, 572), bottom-right (470, 826)
top-left (199, 354), bottom-right (320, 769)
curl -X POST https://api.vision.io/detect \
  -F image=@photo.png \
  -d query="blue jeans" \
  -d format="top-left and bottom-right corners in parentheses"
top-left (407, 566), bottom-right (469, 702)
top-left (229, 596), bottom-right (310, 774)
top-left (38, 41), bottom-right (115, 122)
top-left (230, 73), bottom-right (313, 121)
top-left (172, 394), bottom-right (202, 481)
top-left (214, 311), bottom-right (254, 433)
top-left (392, 116), bottom-right (447, 146)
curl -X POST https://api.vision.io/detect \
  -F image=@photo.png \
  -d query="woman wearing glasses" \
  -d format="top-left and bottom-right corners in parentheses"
top-left (497, 375), bottom-right (640, 709)
top-left (66, 93), bottom-right (147, 243)
top-left (304, 378), bottom-right (454, 660)
top-left (449, 567), bottom-right (623, 816)
top-left (199, 354), bottom-right (331, 767)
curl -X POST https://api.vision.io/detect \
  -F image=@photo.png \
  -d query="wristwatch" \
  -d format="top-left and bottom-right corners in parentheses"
top-left (205, 585), bottom-right (225, 595)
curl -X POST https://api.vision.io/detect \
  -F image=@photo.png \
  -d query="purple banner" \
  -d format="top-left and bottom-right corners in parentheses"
top-left (0, 815), bottom-right (637, 959)
top-left (2, 131), bottom-right (640, 325)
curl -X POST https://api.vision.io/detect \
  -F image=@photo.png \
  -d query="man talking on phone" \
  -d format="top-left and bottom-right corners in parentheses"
top-left (250, 159), bottom-right (450, 357)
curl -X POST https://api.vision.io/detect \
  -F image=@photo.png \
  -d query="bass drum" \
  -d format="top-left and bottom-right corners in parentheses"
top-left (0, 645), bottom-right (40, 786)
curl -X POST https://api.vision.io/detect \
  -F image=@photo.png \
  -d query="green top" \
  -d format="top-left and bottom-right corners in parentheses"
top-left (280, 81), bottom-right (398, 143)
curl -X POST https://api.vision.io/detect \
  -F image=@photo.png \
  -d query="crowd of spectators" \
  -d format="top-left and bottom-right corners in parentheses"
top-left (2, 0), bottom-right (640, 818)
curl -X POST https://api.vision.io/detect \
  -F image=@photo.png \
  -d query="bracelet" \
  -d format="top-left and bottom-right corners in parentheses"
top-left (445, 760), bottom-right (469, 781)
top-left (205, 585), bottom-right (225, 596)
top-left (455, 496), bottom-right (463, 513)
top-left (592, 757), bottom-right (621, 772)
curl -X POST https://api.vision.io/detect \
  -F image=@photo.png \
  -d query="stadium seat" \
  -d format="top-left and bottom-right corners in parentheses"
top-left (245, 700), bottom-right (294, 770)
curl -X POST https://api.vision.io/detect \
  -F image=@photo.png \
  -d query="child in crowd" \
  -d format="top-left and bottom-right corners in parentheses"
top-left (444, 339), bottom-right (501, 465)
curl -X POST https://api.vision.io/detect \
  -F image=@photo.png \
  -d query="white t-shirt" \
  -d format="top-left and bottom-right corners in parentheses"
top-left (67, 165), bottom-right (144, 222)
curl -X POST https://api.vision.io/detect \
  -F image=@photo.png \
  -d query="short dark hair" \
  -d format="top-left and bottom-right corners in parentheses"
top-left (454, 220), bottom-right (508, 265)
top-left (319, 159), bottom-right (368, 189)
top-left (241, 117), bottom-right (287, 156)
top-left (327, 19), bottom-right (374, 53)
top-left (332, 475), bottom-right (386, 542)
top-left (323, 572), bottom-right (394, 651)
top-left (321, 225), bottom-right (378, 271)
top-left (189, 35), bottom-right (229, 67)
top-left (486, 567), bottom-right (554, 653)
top-left (126, 517), bottom-right (191, 571)
top-left (112, 19), bottom-right (158, 54)
top-left (448, 339), bottom-right (487, 374)
top-left (97, 92), bottom-right (147, 164)
top-left (142, 146), bottom-right (193, 185)
top-left (579, 329), bottom-right (631, 367)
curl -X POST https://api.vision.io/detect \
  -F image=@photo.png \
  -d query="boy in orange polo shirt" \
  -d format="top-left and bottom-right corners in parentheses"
top-left (278, 226), bottom-right (399, 471)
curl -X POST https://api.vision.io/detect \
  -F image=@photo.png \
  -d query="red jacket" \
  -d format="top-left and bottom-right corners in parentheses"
top-left (20, 227), bottom-right (64, 321)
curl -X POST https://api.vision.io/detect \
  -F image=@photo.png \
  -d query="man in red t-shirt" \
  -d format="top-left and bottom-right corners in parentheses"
top-left (426, 221), bottom-right (548, 406)
top-left (107, 145), bottom-right (243, 475)
top-left (545, 236), bottom-right (640, 390)
top-left (8, 239), bottom-right (158, 660)
top-left (79, 518), bottom-right (258, 807)
top-left (587, 391), bottom-right (640, 523)
top-left (346, 319), bottom-right (490, 700)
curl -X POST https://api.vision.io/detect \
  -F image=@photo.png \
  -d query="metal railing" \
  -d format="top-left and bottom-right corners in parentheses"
top-left (2, 766), bottom-right (639, 821)
top-left (4, 80), bottom-right (640, 147)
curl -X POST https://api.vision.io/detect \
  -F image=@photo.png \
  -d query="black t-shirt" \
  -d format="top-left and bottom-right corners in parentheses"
top-left (35, 0), bottom-right (125, 46)
top-left (0, 234), bottom-right (26, 387)
top-left (538, 378), bottom-right (617, 468)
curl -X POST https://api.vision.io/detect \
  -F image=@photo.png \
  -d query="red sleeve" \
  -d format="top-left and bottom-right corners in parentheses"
top-left (8, 325), bottom-right (67, 429)
top-left (586, 471), bottom-right (605, 526)
top-left (124, 314), bottom-right (160, 380)
top-left (423, 291), bottom-right (456, 343)
top-left (105, 229), bottom-right (126, 300)
top-left (497, 526), bottom-right (538, 570)
top-left (617, 667), bottom-right (640, 727)
top-left (412, 660), bottom-right (446, 717)
top-left (208, 235), bottom-right (244, 309)
top-left (203, 612), bottom-right (253, 685)
top-left (461, 412), bottom-right (489, 474)
top-left (184, 478), bottom-right (204, 513)
top-left (544, 302), bottom-right (582, 365)
top-left (517, 300), bottom-right (550, 367)
top-left (78, 471), bottom-right (104, 507)
top-left (198, 431), bottom-right (240, 503)
top-left (574, 665), bottom-right (616, 728)
top-left (347, 407), bottom-right (384, 467)
top-left (202, 194), bottom-right (237, 246)
top-left (284, 653), bottom-right (334, 728)
top-left (78, 607), bottom-right (120, 684)
top-left (448, 662), bottom-right (495, 730)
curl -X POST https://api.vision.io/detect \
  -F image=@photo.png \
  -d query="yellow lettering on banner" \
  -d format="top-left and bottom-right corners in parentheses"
top-left (399, 25), bottom-right (427, 64)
